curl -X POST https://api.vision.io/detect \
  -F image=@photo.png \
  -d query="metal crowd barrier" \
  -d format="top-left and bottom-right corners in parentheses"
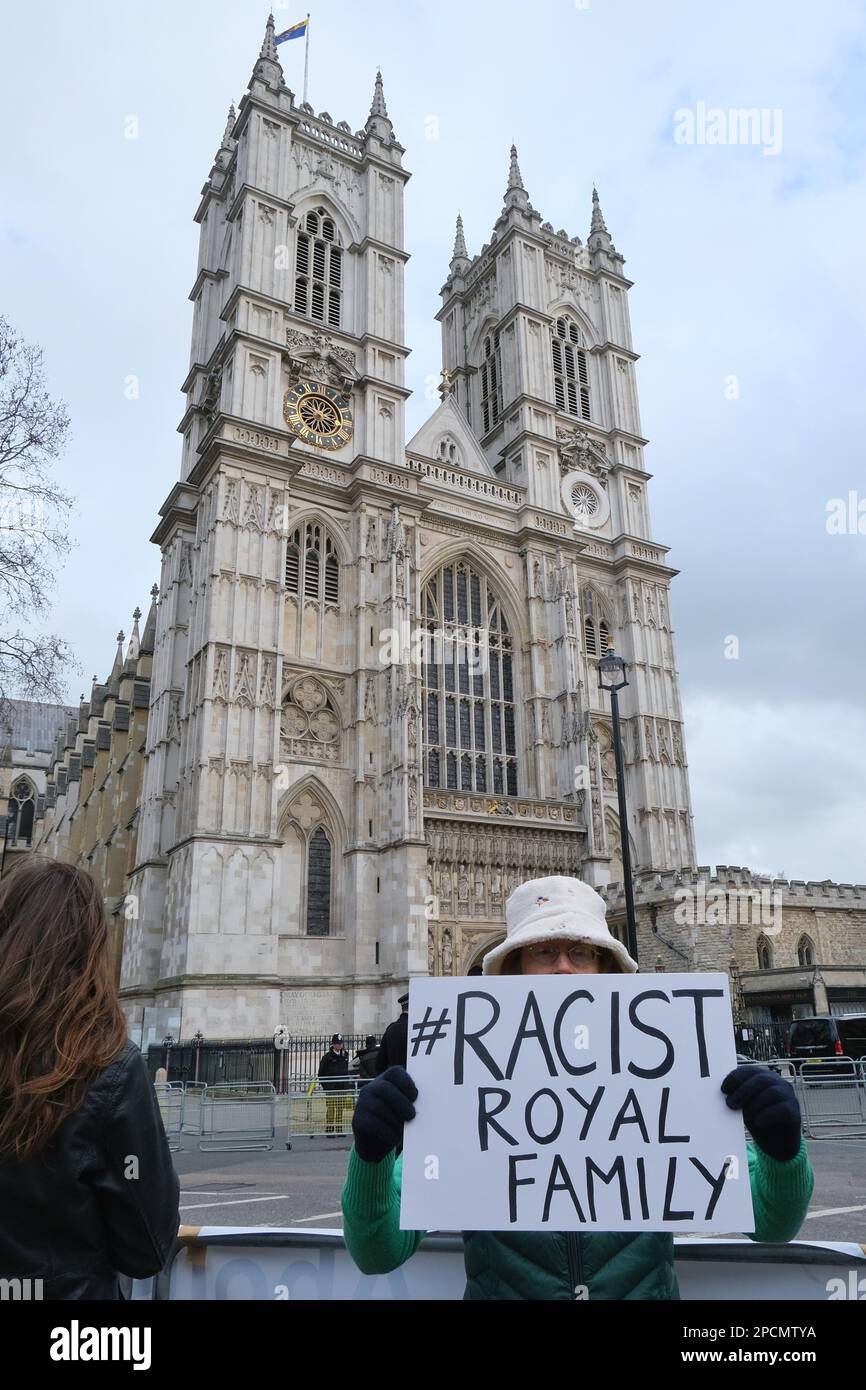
top-left (286, 1077), bottom-right (360, 1146)
top-left (766, 1056), bottom-right (866, 1139)
top-left (182, 1083), bottom-right (207, 1137)
top-left (199, 1082), bottom-right (276, 1152)
top-left (154, 1083), bottom-right (184, 1153)
top-left (797, 1058), bottom-right (866, 1138)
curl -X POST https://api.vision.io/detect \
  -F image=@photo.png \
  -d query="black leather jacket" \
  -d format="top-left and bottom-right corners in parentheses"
top-left (0, 1040), bottom-right (180, 1299)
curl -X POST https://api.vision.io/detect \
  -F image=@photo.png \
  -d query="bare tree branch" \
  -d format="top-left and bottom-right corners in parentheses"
top-left (0, 316), bottom-right (78, 704)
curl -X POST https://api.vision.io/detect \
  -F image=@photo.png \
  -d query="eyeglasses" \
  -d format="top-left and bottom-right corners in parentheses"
top-left (526, 942), bottom-right (601, 967)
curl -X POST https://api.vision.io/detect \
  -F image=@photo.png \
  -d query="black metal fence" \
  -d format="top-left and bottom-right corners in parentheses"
top-left (738, 1017), bottom-right (791, 1061)
top-left (145, 1035), bottom-right (377, 1091)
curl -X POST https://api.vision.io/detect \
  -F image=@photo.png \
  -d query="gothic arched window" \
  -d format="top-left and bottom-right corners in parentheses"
top-left (797, 935), bottom-right (815, 967)
top-left (285, 521), bottom-right (340, 604)
top-left (294, 207), bottom-right (342, 328)
top-left (281, 789), bottom-right (337, 937)
top-left (581, 588), bottom-right (611, 659)
top-left (552, 317), bottom-right (591, 421)
top-left (9, 777), bottom-right (36, 844)
top-left (306, 826), bottom-right (333, 936)
top-left (757, 936), bottom-right (773, 971)
top-left (422, 562), bottom-right (518, 795)
top-left (480, 330), bottom-right (502, 434)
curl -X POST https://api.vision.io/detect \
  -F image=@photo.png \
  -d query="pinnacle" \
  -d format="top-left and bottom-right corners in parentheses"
top-left (369, 69), bottom-right (389, 120)
top-left (590, 186), bottom-right (608, 236)
top-left (508, 143), bottom-right (525, 191)
top-left (260, 12), bottom-right (278, 62)
top-left (452, 213), bottom-right (468, 263)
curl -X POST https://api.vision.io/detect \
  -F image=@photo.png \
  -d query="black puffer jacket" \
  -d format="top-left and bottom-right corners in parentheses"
top-left (318, 1047), bottom-right (350, 1090)
top-left (0, 1040), bottom-right (180, 1299)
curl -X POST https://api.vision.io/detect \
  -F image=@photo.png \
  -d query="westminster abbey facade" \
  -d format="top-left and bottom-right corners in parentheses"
top-left (116, 18), bottom-right (698, 1040)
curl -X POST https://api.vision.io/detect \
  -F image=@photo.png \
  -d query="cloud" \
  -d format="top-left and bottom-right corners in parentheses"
top-left (0, 0), bottom-right (863, 880)
top-left (686, 695), bottom-right (866, 881)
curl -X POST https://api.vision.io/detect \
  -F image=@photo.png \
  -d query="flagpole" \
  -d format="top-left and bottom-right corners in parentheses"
top-left (303, 14), bottom-right (310, 105)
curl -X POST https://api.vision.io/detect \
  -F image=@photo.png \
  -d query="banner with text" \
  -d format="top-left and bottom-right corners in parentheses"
top-left (400, 973), bottom-right (753, 1233)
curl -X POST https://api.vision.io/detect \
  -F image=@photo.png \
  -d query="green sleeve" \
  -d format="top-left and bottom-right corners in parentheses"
top-left (341, 1148), bottom-right (426, 1275)
top-left (745, 1137), bottom-right (815, 1243)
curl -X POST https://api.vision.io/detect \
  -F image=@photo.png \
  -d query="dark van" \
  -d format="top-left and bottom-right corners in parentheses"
top-left (787, 1015), bottom-right (866, 1074)
top-left (837, 1014), bottom-right (866, 1061)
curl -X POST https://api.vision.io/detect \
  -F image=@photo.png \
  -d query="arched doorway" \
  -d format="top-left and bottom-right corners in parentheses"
top-left (465, 937), bottom-right (504, 976)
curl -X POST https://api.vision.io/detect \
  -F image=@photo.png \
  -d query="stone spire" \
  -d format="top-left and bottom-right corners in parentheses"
top-left (508, 144), bottom-right (524, 191)
top-left (209, 104), bottom-right (237, 188)
top-left (588, 186), bottom-right (613, 253)
top-left (370, 69), bottom-right (388, 119)
top-left (252, 11), bottom-right (284, 90)
top-left (107, 631), bottom-right (125, 696)
top-left (365, 69), bottom-right (394, 143)
top-left (450, 213), bottom-right (470, 274)
top-left (452, 214), bottom-right (468, 260)
top-left (503, 144), bottom-right (529, 211)
top-left (140, 585), bottom-right (159, 657)
top-left (126, 607), bottom-right (142, 664)
top-left (260, 11), bottom-right (278, 62)
top-left (590, 186), bottom-right (607, 234)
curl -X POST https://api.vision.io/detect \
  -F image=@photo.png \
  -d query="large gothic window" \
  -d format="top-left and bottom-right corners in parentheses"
top-left (797, 935), bottom-right (815, 967)
top-left (757, 936), bottom-right (774, 970)
top-left (294, 208), bottom-right (342, 329)
top-left (422, 562), bottom-right (518, 795)
top-left (480, 330), bottom-right (502, 433)
top-left (9, 778), bottom-right (36, 844)
top-left (285, 521), bottom-right (340, 604)
top-left (552, 317), bottom-right (591, 421)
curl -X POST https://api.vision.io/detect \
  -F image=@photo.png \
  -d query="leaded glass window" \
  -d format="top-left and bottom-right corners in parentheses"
top-left (422, 562), bottom-right (518, 795)
top-left (306, 826), bottom-right (332, 936)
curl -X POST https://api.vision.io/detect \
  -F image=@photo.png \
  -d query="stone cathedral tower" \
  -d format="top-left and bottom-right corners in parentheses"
top-left (120, 19), bottom-right (695, 1042)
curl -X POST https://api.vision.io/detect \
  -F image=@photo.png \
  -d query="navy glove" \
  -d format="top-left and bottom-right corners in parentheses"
top-left (352, 1066), bottom-right (418, 1164)
top-left (721, 1065), bottom-right (802, 1162)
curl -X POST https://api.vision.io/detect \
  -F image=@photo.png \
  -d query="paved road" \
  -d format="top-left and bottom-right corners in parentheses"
top-left (172, 1134), bottom-right (866, 1242)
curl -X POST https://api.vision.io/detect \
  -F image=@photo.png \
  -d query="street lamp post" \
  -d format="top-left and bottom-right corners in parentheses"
top-left (597, 648), bottom-right (638, 965)
top-left (162, 1034), bottom-right (174, 1078)
top-left (192, 1031), bottom-right (204, 1086)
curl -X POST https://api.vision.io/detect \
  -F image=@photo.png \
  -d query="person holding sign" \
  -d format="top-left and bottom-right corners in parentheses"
top-left (341, 877), bottom-right (814, 1300)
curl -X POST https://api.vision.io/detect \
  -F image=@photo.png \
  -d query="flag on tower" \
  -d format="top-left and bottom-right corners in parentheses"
top-left (275, 18), bottom-right (308, 44)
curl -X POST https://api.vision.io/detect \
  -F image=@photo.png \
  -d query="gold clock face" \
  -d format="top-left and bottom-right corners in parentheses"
top-left (283, 380), bottom-right (353, 451)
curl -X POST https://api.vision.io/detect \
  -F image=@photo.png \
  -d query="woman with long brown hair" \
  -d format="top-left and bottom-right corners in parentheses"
top-left (0, 857), bottom-right (179, 1299)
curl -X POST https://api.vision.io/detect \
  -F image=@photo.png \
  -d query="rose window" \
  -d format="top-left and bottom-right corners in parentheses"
top-left (571, 482), bottom-right (599, 519)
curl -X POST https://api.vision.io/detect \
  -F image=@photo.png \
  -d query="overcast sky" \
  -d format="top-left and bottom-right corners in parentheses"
top-left (2, 0), bottom-right (864, 883)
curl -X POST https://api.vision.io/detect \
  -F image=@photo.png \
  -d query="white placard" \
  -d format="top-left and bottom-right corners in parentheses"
top-left (400, 973), bottom-right (754, 1233)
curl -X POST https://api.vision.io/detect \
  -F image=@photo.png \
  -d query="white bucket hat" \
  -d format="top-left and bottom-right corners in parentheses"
top-left (482, 875), bottom-right (638, 975)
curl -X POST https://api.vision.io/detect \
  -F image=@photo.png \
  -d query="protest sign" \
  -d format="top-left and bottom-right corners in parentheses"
top-left (400, 973), bottom-right (753, 1233)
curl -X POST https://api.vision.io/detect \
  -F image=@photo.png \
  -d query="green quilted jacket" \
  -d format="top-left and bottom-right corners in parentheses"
top-left (341, 1139), bottom-right (814, 1300)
